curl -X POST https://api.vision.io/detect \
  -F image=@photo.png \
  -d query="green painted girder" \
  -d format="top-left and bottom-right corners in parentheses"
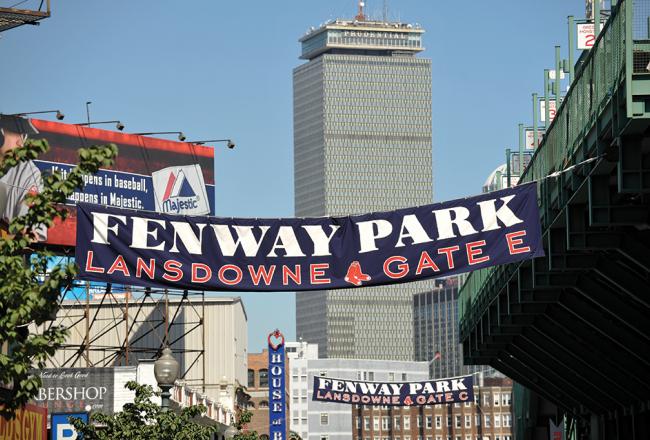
top-left (506, 338), bottom-right (624, 411)
top-left (526, 322), bottom-right (650, 402)
top-left (543, 310), bottom-right (650, 392)
top-left (588, 174), bottom-right (650, 226)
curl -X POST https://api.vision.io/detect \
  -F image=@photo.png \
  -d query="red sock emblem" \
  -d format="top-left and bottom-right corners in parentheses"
top-left (344, 261), bottom-right (371, 286)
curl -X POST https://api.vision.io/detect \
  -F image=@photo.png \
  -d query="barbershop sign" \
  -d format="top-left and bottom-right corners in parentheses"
top-left (313, 375), bottom-right (474, 406)
top-left (75, 183), bottom-right (543, 291)
top-left (31, 368), bottom-right (114, 416)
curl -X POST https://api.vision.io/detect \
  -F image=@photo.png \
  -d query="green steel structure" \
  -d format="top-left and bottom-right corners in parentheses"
top-left (459, 1), bottom-right (650, 438)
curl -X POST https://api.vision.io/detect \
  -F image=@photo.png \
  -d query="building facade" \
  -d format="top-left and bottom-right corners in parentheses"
top-left (352, 376), bottom-right (514, 440)
top-left (38, 296), bottom-right (248, 412)
top-left (294, 13), bottom-right (434, 361)
top-left (286, 343), bottom-right (429, 440)
top-left (413, 277), bottom-right (498, 380)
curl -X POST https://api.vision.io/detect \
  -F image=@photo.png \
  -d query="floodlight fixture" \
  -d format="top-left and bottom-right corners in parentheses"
top-left (135, 131), bottom-right (186, 141)
top-left (188, 138), bottom-right (235, 149)
top-left (9, 110), bottom-right (64, 120)
top-left (77, 120), bottom-right (125, 131)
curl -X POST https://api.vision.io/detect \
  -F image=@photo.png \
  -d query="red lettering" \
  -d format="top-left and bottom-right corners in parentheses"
top-left (107, 255), bottom-right (130, 276)
top-left (218, 265), bottom-right (243, 285)
top-left (438, 246), bottom-right (460, 269)
top-left (84, 251), bottom-right (104, 273)
top-left (192, 263), bottom-right (212, 283)
top-left (248, 265), bottom-right (276, 286)
top-left (506, 230), bottom-right (531, 254)
top-left (136, 258), bottom-right (155, 279)
top-left (282, 265), bottom-right (301, 285)
top-left (162, 260), bottom-right (183, 282)
top-left (310, 263), bottom-right (330, 284)
top-left (415, 251), bottom-right (440, 275)
top-left (383, 256), bottom-right (409, 279)
top-left (466, 240), bottom-right (490, 265)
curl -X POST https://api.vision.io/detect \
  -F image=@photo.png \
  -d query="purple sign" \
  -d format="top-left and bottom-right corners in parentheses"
top-left (75, 183), bottom-right (543, 291)
top-left (313, 375), bottom-right (474, 406)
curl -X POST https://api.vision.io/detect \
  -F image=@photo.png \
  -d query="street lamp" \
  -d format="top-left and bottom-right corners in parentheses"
top-left (9, 110), bottom-right (65, 120)
top-left (188, 139), bottom-right (235, 149)
top-left (135, 131), bottom-right (186, 141)
top-left (154, 346), bottom-right (179, 412)
top-left (224, 425), bottom-right (238, 439)
top-left (77, 120), bottom-right (125, 131)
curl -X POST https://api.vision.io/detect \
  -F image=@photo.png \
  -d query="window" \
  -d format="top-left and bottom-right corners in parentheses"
top-left (319, 371), bottom-right (327, 377)
top-left (502, 393), bottom-right (512, 406)
top-left (455, 415), bottom-right (461, 428)
top-left (389, 372), bottom-right (395, 381)
top-left (493, 394), bottom-right (500, 406)
top-left (417, 415), bottom-right (422, 427)
top-left (293, 418), bottom-right (299, 425)
top-left (503, 414), bottom-right (512, 427)
top-left (402, 373), bottom-right (408, 381)
top-left (364, 416), bottom-right (370, 430)
top-left (247, 369), bottom-right (255, 387)
top-left (475, 415), bottom-right (481, 426)
top-left (292, 396), bottom-right (298, 404)
top-left (369, 371), bottom-right (375, 381)
top-left (435, 416), bottom-right (442, 429)
top-left (426, 416), bottom-right (432, 429)
top-left (446, 416), bottom-right (451, 427)
top-left (483, 394), bottom-right (490, 406)
top-left (454, 403), bottom-right (460, 408)
top-left (485, 415), bottom-right (491, 428)
top-left (382, 416), bottom-right (389, 430)
top-left (394, 416), bottom-right (401, 430)
top-left (494, 414), bottom-right (501, 428)
top-left (320, 437), bottom-right (328, 440)
top-left (259, 369), bottom-right (269, 387)
top-left (320, 413), bottom-right (329, 425)
top-left (465, 401), bottom-right (472, 407)
top-left (374, 416), bottom-right (380, 430)
top-left (259, 401), bottom-right (269, 408)
top-left (357, 416), bottom-right (361, 429)
top-left (465, 415), bottom-right (471, 428)
top-left (404, 416), bottom-right (411, 430)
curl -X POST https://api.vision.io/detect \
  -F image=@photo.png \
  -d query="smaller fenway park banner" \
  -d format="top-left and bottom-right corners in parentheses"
top-left (75, 183), bottom-right (543, 291)
top-left (312, 375), bottom-right (474, 406)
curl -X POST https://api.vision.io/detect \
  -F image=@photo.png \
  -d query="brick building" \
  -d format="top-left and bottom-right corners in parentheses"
top-left (246, 349), bottom-right (290, 439)
top-left (351, 377), bottom-right (513, 440)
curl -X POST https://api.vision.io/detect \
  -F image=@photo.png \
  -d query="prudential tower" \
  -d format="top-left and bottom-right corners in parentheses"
top-left (293, 3), bottom-right (434, 360)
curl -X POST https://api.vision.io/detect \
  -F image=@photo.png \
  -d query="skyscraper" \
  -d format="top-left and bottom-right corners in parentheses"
top-left (293, 7), bottom-right (434, 360)
top-left (414, 276), bottom-right (500, 379)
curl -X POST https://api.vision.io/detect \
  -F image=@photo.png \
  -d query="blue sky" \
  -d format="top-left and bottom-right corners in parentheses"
top-left (2, 0), bottom-right (585, 352)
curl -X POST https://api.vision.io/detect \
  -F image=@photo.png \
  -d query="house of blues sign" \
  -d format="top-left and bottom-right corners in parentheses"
top-left (268, 330), bottom-right (286, 439)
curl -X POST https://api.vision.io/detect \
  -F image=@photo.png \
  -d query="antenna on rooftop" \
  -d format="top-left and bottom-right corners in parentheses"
top-left (355, 0), bottom-right (366, 21)
top-left (383, 0), bottom-right (388, 22)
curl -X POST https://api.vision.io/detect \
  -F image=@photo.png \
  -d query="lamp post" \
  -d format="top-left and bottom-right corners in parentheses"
top-left (77, 120), bottom-right (125, 131)
top-left (8, 110), bottom-right (64, 120)
top-left (135, 131), bottom-right (186, 141)
top-left (187, 138), bottom-right (236, 149)
top-left (154, 346), bottom-right (180, 412)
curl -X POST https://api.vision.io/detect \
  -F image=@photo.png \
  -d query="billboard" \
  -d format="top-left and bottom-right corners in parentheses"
top-left (268, 330), bottom-right (286, 440)
top-left (0, 116), bottom-right (215, 247)
top-left (312, 374), bottom-right (474, 406)
top-left (577, 22), bottom-right (604, 50)
top-left (31, 368), bottom-right (114, 417)
top-left (75, 184), bottom-right (544, 292)
top-left (0, 404), bottom-right (47, 440)
top-left (524, 129), bottom-right (545, 150)
top-left (539, 99), bottom-right (557, 123)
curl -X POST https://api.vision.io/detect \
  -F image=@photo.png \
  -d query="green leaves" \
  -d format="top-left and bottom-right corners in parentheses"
top-left (0, 139), bottom-right (117, 419)
top-left (70, 381), bottom-right (220, 440)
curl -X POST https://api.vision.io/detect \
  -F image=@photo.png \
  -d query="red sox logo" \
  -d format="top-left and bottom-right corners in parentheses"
top-left (344, 261), bottom-right (371, 286)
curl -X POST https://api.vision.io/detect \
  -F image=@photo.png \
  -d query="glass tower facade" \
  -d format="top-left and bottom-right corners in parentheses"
top-left (293, 19), bottom-right (434, 360)
top-left (413, 276), bottom-right (499, 379)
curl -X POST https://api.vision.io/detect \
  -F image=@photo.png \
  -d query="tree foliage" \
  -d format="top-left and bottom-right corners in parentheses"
top-left (70, 381), bottom-right (219, 440)
top-left (234, 407), bottom-right (259, 440)
top-left (0, 138), bottom-right (117, 418)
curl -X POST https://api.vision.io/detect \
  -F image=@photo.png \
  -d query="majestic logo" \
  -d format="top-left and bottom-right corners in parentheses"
top-left (152, 165), bottom-right (210, 215)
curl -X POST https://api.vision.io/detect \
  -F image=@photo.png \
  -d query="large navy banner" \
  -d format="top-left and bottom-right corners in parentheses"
top-left (75, 183), bottom-right (543, 291)
top-left (312, 375), bottom-right (474, 406)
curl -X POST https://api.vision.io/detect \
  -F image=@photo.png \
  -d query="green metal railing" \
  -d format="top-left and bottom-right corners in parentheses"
top-left (459, 0), bottom-right (634, 325)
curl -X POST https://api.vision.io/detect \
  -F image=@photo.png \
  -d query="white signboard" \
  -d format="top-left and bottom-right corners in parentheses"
top-left (548, 70), bottom-right (565, 80)
top-left (540, 99), bottom-right (557, 123)
top-left (577, 22), bottom-right (604, 50)
top-left (525, 129), bottom-right (545, 150)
